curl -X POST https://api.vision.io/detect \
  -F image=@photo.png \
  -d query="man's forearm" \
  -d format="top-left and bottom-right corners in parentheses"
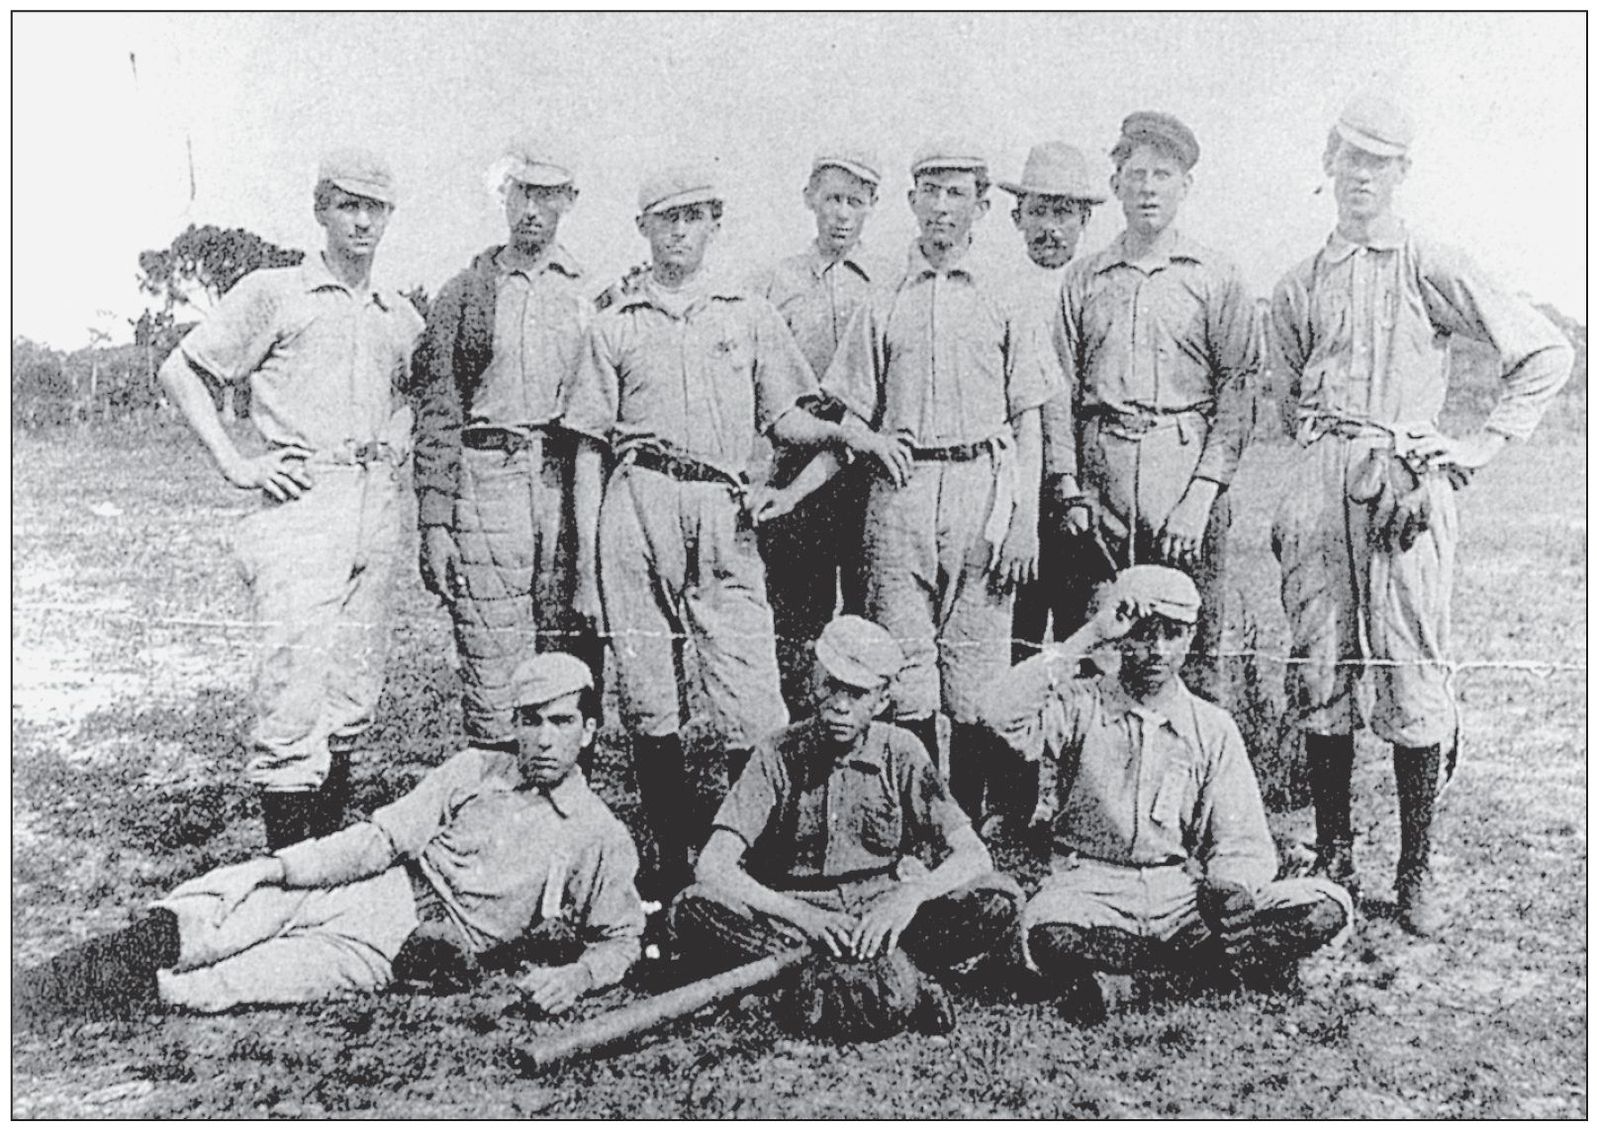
top-left (158, 352), bottom-right (245, 477)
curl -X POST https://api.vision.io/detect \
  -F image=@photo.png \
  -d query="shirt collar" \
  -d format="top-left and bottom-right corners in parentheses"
top-left (1322, 219), bottom-right (1407, 263)
top-left (807, 241), bottom-right (872, 282)
top-left (494, 241), bottom-right (584, 281)
top-left (615, 269), bottom-right (743, 317)
top-left (1096, 229), bottom-right (1203, 274)
top-left (542, 770), bottom-right (590, 819)
top-left (905, 238), bottom-right (979, 283)
top-left (301, 253), bottom-right (391, 310)
top-left (1100, 677), bottom-right (1199, 742)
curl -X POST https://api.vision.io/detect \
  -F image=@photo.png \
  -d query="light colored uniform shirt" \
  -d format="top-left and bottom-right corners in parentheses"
top-left (978, 655), bottom-right (1276, 891)
top-left (823, 242), bottom-right (1058, 445)
top-left (1270, 226), bottom-right (1573, 440)
top-left (469, 244), bottom-right (590, 429)
top-left (1009, 258), bottom-right (1075, 478)
top-left (275, 749), bottom-right (644, 988)
top-left (1054, 230), bottom-right (1258, 485)
top-left (563, 272), bottom-right (818, 478)
top-left (714, 717), bottom-right (970, 885)
top-left (180, 254), bottom-right (424, 453)
top-left (751, 244), bottom-right (877, 381)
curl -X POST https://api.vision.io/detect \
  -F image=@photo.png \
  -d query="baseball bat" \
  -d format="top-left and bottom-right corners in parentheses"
top-left (517, 946), bottom-right (811, 1071)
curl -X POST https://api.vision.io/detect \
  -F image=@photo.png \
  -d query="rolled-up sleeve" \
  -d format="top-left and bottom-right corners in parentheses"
top-left (1194, 718), bottom-right (1278, 891)
top-left (568, 824), bottom-right (645, 989)
top-left (1002, 304), bottom-right (1061, 422)
top-left (1192, 264), bottom-right (1260, 486)
top-left (561, 319), bottom-right (622, 445)
top-left (975, 652), bottom-right (1078, 765)
top-left (179, 274), bottom-right (280, 387)
top-left (750, 297), bottom-right (820, 435)
top-left (820, 299), bottom-right (886, 428)
top-left (711, 742), bottom-right (785, 850)
top-left (1416, 244), bottom-right (1575, 441)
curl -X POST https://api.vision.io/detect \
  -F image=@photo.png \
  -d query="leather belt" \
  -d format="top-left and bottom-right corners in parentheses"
top-left (909, 438), bottom-right (995, 462)
top-left (767, 865), bottom-right (895, 892)
top-left (462, 425), bottom-right (547, 453)
top-left (303, 440), bottom-right (405, 467)
top-left (1080, 404), bottom-right (1209, 440)
top-left (626, 445), bottom-right (749, 493)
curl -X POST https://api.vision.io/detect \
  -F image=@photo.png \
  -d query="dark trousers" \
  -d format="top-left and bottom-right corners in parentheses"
top-left (1012, 505), bottom-right (1107, 664)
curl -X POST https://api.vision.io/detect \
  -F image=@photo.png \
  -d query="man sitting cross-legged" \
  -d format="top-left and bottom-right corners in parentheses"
top-left (976, 565), bottom-right (1352, 1019)
top-left (672, 615), bottom-right (1022, 1040)
top-left (15, 654), bottom-right (643, 1024)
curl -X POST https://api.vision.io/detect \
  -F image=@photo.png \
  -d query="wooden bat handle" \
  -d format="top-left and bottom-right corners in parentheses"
top-left (518, 946), bottom-right (810, 1071)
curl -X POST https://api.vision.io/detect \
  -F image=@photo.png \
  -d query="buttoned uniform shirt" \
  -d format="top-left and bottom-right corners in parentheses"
top-left (467, 244), bottom-right (589, 430)
top-left (751, 243), bottom-right (878, 382)
top-left (977, 654), bottom-right (1277, 892)
top-left (713, 717), bottom-right (972, 888)
top-left (274, 748), bottom-right (644, 989)
top-left (180, 254), bottom-right (424, 454)
top-left (1053, 230), bottom-right (1258, 486)
top-left (563, 272), bottom-right (819, 479)
top-left (822, 241), bottom-right (1059, 446)
top-left (412, 244), bottom-right (590, 528)
top-left (1008, 257), bottom-right (1075, 479)
top-left (1270, 225), bottom-right (1573, 439)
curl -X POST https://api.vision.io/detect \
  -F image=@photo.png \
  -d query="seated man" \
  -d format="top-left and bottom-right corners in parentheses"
top-left (15, 654), bottom-right (643, 1023)
top-left (672, 615), bottom-right (1022, 1039)
top-left (976, 566), bottom-right (1351, 1017)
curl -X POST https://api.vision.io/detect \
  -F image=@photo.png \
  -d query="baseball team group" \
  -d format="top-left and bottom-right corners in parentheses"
top-left (16, 92), bottom-right (1573, 1043)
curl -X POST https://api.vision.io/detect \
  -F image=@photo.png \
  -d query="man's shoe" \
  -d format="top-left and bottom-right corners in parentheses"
top-left (1309, 838), bottom-right (1360, 899)
top-left (1396, 867), bottom-right (1443, 938)
top-left (910, 978), bottom-right (957, 1036)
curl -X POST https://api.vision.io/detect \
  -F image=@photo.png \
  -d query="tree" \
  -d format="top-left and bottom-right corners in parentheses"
top-left (137, 224), bottom-right (304, 317)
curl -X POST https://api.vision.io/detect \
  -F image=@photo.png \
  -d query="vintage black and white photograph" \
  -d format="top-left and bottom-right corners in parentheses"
top-left (11, 10), bottom-right (1586, 1118)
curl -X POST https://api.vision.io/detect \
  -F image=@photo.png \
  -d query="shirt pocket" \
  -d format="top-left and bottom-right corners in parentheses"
top-left (857, 800), bottom-right (904, 858)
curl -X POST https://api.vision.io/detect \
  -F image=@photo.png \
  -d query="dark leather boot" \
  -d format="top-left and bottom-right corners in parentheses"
top-left (14, 909), bottom-right (180, 1025)
top-left (308, 745), bottom-right (355, 841)
top-left (1394, 743), bottom-right (1444, 937)
top-left (1306, 733), bottom-right (1359, 897)
top-left (260, 789), bottom-right (319, 850)
top-left (633, 733), bottom-right (692, 902)
top-left (946, 722), bottom-right (990, 823)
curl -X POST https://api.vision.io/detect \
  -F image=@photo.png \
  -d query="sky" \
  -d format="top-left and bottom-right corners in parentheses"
top-left (11, 11), bottom-right (1588, 349)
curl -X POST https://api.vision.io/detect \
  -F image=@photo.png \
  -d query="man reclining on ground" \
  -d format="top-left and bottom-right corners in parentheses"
top-left (15, 654), bottom-right (643, 1023)
top-left (977, 565), bottom-right (1353, 1019)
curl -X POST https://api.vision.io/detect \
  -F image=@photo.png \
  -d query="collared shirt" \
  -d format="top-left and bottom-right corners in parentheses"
top-left (977, 654), bottom-right (1276, 890)
top-left (822, 240), bottom-right (1058, 446)
top-left (563, 272), bottom-right (818, 477)
top-left (714, 717), bottom-right (971, 886)
top-left (1271, 225), bottom-right (1573, 440)
top-left (751, 243), bottom-right (877, 380)
top-left (1054, 230), bottom-right (1259, 485)
top-left (274, 749), bottom-right (644, 988)
top-left (181, 254), bottom-right (424, 453)
top-left (468, 243), bottom-right (590, 430)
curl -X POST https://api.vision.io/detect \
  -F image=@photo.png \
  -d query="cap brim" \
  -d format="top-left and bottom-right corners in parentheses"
top-left (327, 177), bottom-right (396, 205)
top-left (642, 186), bottom-right (722, 215)
top-left (814, 158), bottom-right (881, 186)
top-left (813, 636), bottom-right (889, 691)
top-left (912, 159), bottom-right (987, 176)
top-left (508, 167), bottom-right (574, 188)
top-left (1334, 122), bottom-right (1408, 158)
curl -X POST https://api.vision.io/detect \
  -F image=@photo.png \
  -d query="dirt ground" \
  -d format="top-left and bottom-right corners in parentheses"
top-left (10, 419), bottom-right (1586, 1118)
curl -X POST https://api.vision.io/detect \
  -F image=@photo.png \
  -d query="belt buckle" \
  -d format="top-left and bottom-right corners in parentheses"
top-left (352, 440), bottom-right (380, 465)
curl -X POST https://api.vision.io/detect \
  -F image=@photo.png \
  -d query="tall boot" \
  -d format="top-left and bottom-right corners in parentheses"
top-left (308, 746), bottom-right (354, 841)
top-left (1394, 743), bottom-right (1443, 937)
top-left (946, 722), bottom-right (989, 823)
top-left (14, 909), bottom-right (180, 1025)
top-left (260, 788), bottom-right (318, 851)
top-left (633, 733), bottom-right (692, 903)
top-left (1305, 733), bottom-right (1358, 896)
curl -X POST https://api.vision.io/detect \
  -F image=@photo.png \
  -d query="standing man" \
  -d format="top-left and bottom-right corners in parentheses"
top-left (819, 142), bottom-right (1056, 821)
top-left (563, 167), bottom-right (900, 897)
top-left (1271, 94), bottom-right (1573, 936)
top-left (1001, 141), bottom-right (1108, 663)
top-left (977, 567), bottom-right (1352, 1019)
top-left (750, 148), bottom-right (882, 715)
top-left (15, 654), bottom-right (643, 1022)
top-left (412, 139), bottom-right (597, 751)
top-left (158, 151), bottom-right (425, 848)
top-left (674, 615), bottom-right (1022, 1039)
top-left (1053, 112), bottom-right (1260, 703)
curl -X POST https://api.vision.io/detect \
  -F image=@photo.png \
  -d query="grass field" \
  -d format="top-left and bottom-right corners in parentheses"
top-left (10, 416), bottom-right (1586, 1118)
